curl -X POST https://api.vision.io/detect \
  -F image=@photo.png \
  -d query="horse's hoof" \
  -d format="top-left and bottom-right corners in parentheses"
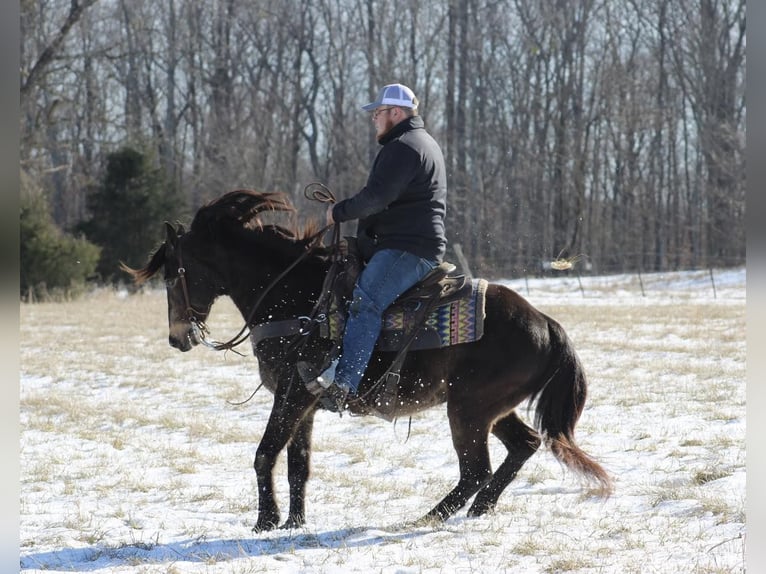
top-left (252, 517), bottom-right (280, 533)
top-left (280, 516), bottom-right (305, 530)
top-left (466, 503), bottom-right (494, 517)
top-left (467, 497), bottom-right (495, 517)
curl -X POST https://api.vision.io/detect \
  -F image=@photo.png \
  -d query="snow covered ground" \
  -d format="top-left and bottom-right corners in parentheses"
top-left (20, 268), bottom-right (746, 573)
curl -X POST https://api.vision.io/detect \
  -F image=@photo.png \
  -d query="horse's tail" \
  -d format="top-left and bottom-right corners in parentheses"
top-left (529, 319), bottom-right (613, 497)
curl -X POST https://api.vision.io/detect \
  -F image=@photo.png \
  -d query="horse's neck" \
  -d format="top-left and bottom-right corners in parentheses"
top-left (225, 243), bottom-right (327, 326)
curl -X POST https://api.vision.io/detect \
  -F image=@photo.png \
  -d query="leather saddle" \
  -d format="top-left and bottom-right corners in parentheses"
top-left (250, 243), bottom-right (465, 347)
top-left (392, 261), bottom-right (465, 305)
top-left (317, 236), bottom-right (466, 343)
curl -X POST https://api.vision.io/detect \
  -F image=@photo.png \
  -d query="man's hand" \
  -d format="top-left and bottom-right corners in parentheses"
top-left (326, 204), bottom-right (335, 225)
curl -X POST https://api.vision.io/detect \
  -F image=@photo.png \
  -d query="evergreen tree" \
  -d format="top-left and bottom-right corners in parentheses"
top-left (79, 147), bottom-right (186, 283)
top-left (20, 193), bottom-right (101, 300)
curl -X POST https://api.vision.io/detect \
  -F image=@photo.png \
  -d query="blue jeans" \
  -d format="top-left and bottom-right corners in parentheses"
top-left (335, 249), bottom-right (436, 392)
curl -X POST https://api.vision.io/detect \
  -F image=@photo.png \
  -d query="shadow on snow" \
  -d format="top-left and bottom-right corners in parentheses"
top-left (20, 525), bottom-right (431, 571)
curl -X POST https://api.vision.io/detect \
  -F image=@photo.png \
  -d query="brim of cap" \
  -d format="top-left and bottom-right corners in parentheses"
top-left (360, 100), bottom-right (415, 111)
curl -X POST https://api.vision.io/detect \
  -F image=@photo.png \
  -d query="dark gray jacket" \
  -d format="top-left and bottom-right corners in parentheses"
top-left (332, 116), bottom-right (447, 263)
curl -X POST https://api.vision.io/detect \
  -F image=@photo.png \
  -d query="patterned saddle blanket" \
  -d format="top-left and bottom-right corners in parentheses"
top-left (376, 277), bottom-right (488, 352)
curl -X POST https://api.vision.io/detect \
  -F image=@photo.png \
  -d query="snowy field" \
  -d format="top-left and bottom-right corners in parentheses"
top-left (20, 268), bottom-right (746, 573)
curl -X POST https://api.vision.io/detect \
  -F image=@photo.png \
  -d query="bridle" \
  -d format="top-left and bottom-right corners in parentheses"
top-left (174, 241), bottom-right (219, 350)
top-left (173, 182), bottom-right (339, 353)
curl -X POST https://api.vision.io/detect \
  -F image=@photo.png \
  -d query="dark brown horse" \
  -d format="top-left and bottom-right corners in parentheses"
top-left (124, 189), bottom-right (612, 531)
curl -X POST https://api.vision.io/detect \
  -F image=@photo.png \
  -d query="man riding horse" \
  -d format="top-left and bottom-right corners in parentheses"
top-left (122, 85), bottom-right (611, 530)
top-left (300, 83), bottom-right (448, 411)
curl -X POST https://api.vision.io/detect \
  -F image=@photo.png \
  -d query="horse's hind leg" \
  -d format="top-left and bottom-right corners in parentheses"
top-left (468, 411), bottom-right (541, 517)
top-left (422, 405), bottom-right (494, 522)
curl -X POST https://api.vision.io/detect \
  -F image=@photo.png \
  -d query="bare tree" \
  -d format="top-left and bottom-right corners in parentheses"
top-left (670, 0), bottom-right (745, 267)
top-left (21, 0), bottom-right (101, 99)
top-left (19, 0), bottom-right (746, 281)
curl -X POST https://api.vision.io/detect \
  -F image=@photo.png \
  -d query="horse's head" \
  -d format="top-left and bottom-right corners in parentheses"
top-left (121, 220), bottom-right (225, 351)
top-left (162, 222), bottom-right (225, 351)
top-left (123, 189), bottom-right (321, 353)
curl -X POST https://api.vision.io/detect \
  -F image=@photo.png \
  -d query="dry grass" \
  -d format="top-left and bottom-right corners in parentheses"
top-left (20, 283), bottom-right (746, 573)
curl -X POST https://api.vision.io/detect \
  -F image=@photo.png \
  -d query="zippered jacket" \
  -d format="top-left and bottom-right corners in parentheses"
top-left (332, 116), bottom-right (447, 263)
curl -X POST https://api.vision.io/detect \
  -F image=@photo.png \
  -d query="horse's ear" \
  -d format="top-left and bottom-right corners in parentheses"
top-left (176, 222), bottom-right (186, 235)
top-left (165, 221), bottom-right (178, 247)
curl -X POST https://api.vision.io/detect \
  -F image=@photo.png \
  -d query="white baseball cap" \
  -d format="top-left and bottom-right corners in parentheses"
top-left (361, 83), bottom-right (419, 111)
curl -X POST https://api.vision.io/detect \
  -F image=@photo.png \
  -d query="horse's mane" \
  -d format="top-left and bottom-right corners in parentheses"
top-left (121, 189), bottom-right (323, 285)
top-left (192, 189), bottom-right (321, 241)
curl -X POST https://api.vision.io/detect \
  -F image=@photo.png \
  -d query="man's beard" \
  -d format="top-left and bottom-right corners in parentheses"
top-left (375, 118), bottom-right (395, 142)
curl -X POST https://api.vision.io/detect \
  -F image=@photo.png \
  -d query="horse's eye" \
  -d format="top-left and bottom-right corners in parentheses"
top-left (165, 277), bottom-right (178, 288)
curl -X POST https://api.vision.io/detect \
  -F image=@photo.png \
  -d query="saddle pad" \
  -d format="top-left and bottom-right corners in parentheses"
top-left (377, 278), bottom-right (488, 352)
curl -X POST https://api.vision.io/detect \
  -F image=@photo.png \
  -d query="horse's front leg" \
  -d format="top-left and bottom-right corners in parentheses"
top-left (253, 386), bottom-right (315, 532)
top-left (281, 409), bottom-right (316, 529)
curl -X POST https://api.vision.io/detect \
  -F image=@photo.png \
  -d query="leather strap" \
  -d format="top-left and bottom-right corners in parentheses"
top-left (250, 318), bottom-right (306, 348)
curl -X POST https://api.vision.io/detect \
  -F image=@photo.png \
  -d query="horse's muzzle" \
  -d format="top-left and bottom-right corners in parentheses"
top-left (168, 334), bottom-right (192, 352)
top-left (169, 322), bottom-right (198, 352)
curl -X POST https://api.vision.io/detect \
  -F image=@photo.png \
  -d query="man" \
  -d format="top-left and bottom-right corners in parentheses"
top-left (316, 83), bottom-right (448, 411)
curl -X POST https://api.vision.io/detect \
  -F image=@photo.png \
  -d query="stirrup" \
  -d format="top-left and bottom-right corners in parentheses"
top-left (297, 361), bottom-right (327, 396)
top-left (319, 383), bottom-right (351, 413)
top-left (304, 379), bottom-right (324, 396)
top-left (296, 361), bottom-right (320, 384)
top-left (297, 359), bottom-right (337, 384)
